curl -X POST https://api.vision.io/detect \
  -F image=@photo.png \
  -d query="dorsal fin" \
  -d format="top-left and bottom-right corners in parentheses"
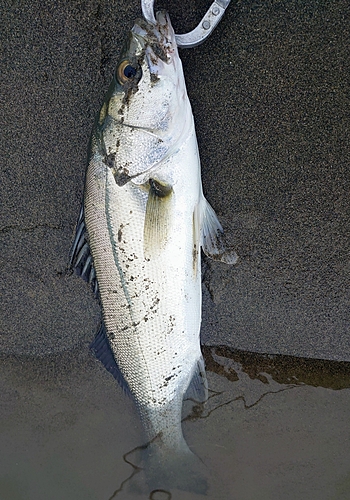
top-left (90, 323), bottom-right (131, 396)
top-left (69, 205), bottom-right (99, 297)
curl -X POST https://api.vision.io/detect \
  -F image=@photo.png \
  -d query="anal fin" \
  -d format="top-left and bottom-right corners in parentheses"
top-left (184, 356), bottom-right (208, 403)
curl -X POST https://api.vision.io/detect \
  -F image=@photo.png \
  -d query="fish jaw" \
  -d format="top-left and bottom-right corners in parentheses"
top-left (98, 11), bottom-right (193, 185)
top-left (131, 11), bottom-right (184, 90)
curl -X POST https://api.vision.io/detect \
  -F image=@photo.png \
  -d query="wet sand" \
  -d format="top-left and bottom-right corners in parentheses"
top-left (1, 349), bottom-right (349, 499)
top-left (1, 0), bottom-right (350, 498)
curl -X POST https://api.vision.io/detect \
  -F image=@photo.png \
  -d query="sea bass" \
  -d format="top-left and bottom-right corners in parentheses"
top-left (71, 10), bottom-right (237, 491)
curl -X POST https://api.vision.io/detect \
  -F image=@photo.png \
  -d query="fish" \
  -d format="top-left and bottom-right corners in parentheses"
top-left (70, 10), bottom-right (237, 493)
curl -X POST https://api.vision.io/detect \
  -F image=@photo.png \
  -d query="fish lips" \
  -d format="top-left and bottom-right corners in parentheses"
top-left (131, 11), bottom-right (179, 78)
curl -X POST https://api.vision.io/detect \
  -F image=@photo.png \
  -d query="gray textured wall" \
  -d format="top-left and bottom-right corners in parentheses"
top-left (1, 0), bottom-right (349, 360)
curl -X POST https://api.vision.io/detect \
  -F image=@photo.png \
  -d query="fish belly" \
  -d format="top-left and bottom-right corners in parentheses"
top-left (84, 128), bottom-right (203, 440)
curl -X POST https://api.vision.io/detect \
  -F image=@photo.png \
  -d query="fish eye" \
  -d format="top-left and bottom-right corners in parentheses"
top-left (117, 60), bottom-right (139, 84)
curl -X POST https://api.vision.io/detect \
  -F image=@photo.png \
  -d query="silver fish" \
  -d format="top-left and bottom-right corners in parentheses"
top-left (71, 11), bottom-right (237, 492)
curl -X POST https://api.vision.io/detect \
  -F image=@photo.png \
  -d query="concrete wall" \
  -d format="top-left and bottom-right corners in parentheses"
top-left (1, 0), bottom-right (349, 360)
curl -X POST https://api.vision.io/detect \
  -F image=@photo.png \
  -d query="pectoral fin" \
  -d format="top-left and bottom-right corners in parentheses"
top-left (143, 178), bottom-right (173, 259)
top-left (200, 197), bottom-right (238, 265)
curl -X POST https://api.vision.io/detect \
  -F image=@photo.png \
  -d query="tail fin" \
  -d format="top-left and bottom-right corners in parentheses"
top-left (143, 435), bottom-right (208, 495)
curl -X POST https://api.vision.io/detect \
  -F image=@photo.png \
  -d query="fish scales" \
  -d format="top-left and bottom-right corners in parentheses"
top-left (85, 130), bottom-right (202, 413)
top-left (71, 10), bottom-right (237, 491)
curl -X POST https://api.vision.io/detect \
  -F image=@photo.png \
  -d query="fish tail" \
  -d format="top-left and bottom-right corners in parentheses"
top-left (143, 434), bottom-right (208, 494)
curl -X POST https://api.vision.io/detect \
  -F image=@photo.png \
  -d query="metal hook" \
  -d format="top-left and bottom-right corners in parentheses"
top-left (141, 0), bottom-right (231, 48)
top-left (141, 0), bottom-right (157, 25)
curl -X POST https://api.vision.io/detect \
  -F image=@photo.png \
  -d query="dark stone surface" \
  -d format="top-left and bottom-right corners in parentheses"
top-left (1, 0), bottom-right (349, 359)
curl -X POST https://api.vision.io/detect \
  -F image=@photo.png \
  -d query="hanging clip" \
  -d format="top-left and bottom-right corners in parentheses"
top-left (141, 0), bottom-right (231, 48)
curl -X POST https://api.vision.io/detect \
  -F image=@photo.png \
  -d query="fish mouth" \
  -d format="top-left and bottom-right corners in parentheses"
top-left (103, 11), bottom-right (190, 186)
top-left (132, 11), bottom-right (177, 68)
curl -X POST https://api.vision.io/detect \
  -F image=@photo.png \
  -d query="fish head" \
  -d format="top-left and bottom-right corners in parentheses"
top-left (100, 11), bottom-right (193, 185)
top-left (116, 11), bottom-right (187, 128)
